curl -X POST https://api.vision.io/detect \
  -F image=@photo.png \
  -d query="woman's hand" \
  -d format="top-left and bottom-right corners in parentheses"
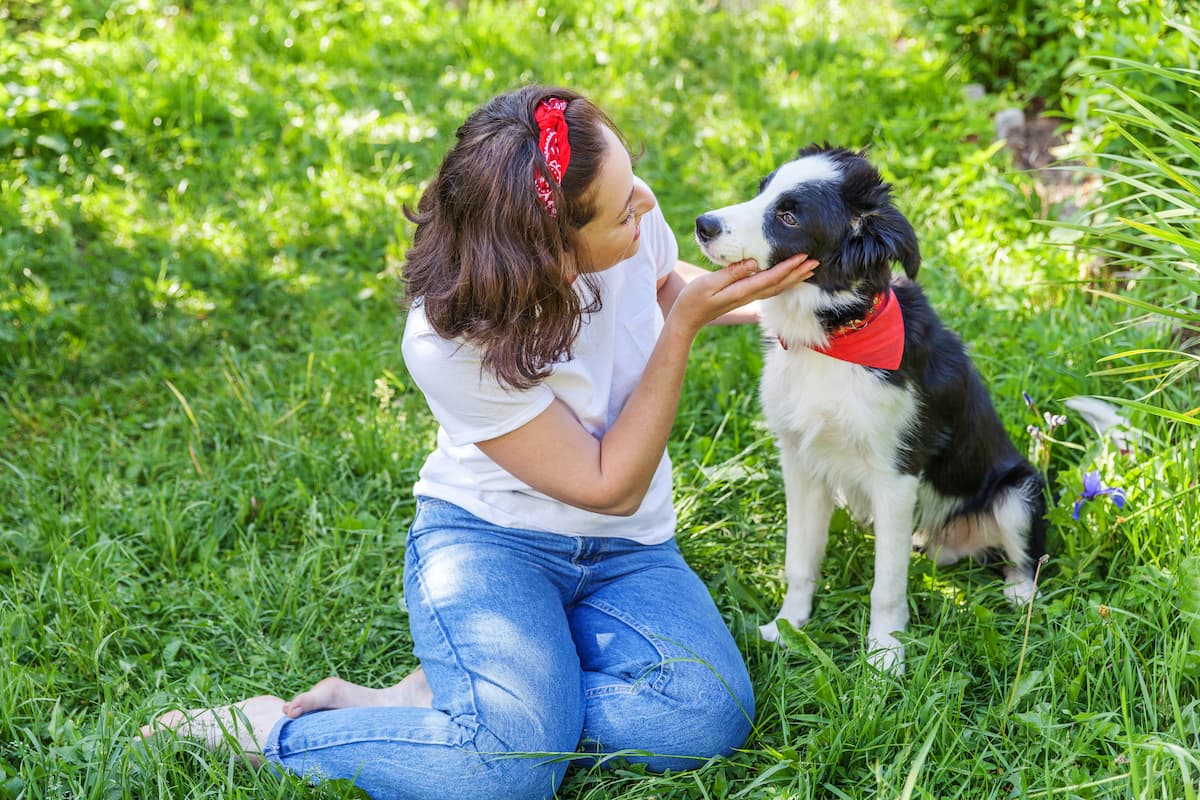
top-left (665, 253), bottom-right (819, 334)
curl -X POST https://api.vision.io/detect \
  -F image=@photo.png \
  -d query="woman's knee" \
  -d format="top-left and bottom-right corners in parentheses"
top-left (673, 657), bottom-right (756, 755)
top-left (579, 656), bottom-right (756, 773)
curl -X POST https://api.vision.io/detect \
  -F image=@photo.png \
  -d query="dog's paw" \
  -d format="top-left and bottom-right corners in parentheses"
top-left (866, 633), bottom-right (906, 675)
top-left (1003, 566), bottom-right (1040, 607)
top-left (1003, 578), bottom-right (1038, 607)
top-left (759, 615), bottom-right (809, 643)
top-left (764, 593), bottom-right (813, 643)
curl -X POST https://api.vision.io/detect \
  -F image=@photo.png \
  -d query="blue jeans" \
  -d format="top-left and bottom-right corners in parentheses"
top-left (261, 497), bottom-right (754, 799)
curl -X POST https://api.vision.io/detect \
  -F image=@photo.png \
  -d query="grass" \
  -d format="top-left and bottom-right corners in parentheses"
top-left (2, 1), bottom-right (1198, 798)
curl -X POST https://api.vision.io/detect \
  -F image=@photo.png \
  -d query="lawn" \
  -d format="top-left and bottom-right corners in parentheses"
top-left (2, 1), bottom-right (1198, 798)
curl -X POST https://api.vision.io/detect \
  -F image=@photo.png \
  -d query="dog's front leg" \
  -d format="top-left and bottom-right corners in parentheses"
top-left (761, 446), bottom-right (834, 642)
top-left (866, 474), bottom-right (918, 673)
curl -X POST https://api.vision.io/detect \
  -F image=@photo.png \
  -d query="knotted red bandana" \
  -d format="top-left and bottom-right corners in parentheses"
top-left (780, 288), bottom-right (905, 370)
top-left (533, 98), bottom-right (571, 218)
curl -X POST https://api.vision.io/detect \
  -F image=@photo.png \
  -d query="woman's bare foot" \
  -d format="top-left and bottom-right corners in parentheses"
top-left (139, 694), bottom-right (286, 765)
top-left (282, 667), bottom-right (433, 719)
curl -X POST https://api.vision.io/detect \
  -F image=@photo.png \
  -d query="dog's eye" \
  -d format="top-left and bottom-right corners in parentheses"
top-left (777, 210), bottom-right (799, 226)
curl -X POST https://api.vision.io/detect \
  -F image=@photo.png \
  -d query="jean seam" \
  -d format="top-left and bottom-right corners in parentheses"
top-left (278, 730), bottom-right (470, 753)
top-left (577, 596), bottom-right (672, 696)
top-left (408, 539), bottom-right (489, 751)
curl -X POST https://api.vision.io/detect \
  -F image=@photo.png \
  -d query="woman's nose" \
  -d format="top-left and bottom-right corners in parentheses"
top-left (634, 186), bottom-right (656, 216)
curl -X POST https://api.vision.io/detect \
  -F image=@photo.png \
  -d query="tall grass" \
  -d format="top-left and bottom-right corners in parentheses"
top-left (1060, 26), bottom-right (1200, 425)
top-left (2, 2), bottom-right (1198, 798)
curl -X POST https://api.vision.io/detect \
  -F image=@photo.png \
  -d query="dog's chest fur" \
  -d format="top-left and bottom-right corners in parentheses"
top-left (758, 290), bottom-right (919, 509)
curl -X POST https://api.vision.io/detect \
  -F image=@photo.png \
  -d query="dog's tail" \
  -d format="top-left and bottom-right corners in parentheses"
top-left (957, 458), bottom-right (1047, 579)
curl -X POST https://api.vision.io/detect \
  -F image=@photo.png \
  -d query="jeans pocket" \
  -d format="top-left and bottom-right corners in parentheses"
top-left (575, 597), bottom-right (672, 696)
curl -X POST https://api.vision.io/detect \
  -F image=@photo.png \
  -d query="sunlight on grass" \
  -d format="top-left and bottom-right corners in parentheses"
top-left (2, 0), bottom-right (1198, 798)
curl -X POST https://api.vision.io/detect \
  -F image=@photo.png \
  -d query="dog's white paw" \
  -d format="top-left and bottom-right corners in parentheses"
top-left (759, 619), bottom-right (782, 642)
top-left (867, 633), bottom-right (906, 675)
top-left (762, 592), bottom-right (813, 643)
top-left (1003, 568), bottom-right (1039, 607)
top-left (759, 612), bottom-right (810, 643)
top-left (1003, 580), bottom-right (1035, 605)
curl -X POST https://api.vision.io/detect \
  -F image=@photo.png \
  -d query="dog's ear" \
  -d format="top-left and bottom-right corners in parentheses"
top-left (884, 207), bottom-right (920, 278)
top-left (839, 155), bottom-right (921, 279)
top-left (855, 206), bottom-right (920, 279)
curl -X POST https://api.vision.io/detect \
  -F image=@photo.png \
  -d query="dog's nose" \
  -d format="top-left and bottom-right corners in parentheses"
top-left (695, 214), bottom-right (722, 243)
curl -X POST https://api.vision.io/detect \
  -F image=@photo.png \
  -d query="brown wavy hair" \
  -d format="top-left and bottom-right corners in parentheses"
top-left (402, 85), bottom-right (627, 390)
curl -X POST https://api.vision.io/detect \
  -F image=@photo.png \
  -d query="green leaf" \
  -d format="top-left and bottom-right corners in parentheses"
top-left (1094, 395), bottom-right (1200, 426)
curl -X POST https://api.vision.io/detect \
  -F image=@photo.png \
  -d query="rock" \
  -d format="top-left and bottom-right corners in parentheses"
top-left (994, 108), bottom-right (1026, 141)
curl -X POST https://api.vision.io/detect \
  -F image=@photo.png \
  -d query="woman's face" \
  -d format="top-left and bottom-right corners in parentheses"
top-left (574, 125), bottom-right (657, 274)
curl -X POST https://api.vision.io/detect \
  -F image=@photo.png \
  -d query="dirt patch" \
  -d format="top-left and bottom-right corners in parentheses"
top-left (994, 101), bottom-right (1100, 220)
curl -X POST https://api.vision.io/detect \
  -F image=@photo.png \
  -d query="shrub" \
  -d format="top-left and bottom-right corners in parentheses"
top-left (895, 0), bottom-right (1187, 104)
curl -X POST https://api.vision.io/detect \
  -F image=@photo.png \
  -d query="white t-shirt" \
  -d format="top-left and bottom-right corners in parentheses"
top-left (402, 181), bottom-right (679, 544)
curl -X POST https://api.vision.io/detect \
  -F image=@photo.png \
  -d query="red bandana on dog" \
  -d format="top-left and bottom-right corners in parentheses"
top-left (780, 288), bottom-right (905, 370)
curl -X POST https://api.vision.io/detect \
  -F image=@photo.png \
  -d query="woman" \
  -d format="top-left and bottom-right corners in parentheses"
top-left (143, 85), bottom-right (818, 799)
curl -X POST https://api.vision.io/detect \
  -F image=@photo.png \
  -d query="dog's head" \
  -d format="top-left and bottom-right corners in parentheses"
top-left (695, 145), bottom-right (919, 295)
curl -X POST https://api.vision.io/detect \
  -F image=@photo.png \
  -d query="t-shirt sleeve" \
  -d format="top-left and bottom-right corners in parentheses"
top-left (402, 316), bottom-right (555, 447)
top-left (635, 178), bottom-right (679, 282)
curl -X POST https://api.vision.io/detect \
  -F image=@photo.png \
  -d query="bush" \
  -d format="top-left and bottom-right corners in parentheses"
top-left (896, 0), bottom-right (1187, 104)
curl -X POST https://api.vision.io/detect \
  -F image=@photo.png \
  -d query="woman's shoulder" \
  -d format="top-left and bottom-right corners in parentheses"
top-left (402, 301), bottom-right (473, 367)
top-left (401, 298), bottom-right (555, 445)
top-left (402, 299), bottom-right (434, 347)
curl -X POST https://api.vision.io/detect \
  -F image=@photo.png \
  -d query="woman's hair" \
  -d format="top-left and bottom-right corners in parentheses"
top-left (403, 85), bottom-right (627, 390)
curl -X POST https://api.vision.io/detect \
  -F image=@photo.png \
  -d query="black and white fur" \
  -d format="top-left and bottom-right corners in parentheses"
top-left (695, 145), bottom-right (1047, 672)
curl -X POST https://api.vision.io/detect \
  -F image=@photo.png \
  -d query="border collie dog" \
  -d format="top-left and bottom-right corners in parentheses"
top-left (695, 145), bottom-right (1047, 672)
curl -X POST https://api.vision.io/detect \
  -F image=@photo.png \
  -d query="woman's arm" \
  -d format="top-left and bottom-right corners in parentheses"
top-left (475, 254), bottom-right (817, 515)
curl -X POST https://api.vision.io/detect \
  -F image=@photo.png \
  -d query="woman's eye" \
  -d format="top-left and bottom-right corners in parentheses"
top-left (778, 210), bottom-right (798, 226)
top-left (621, 205), bottom-right (635, 225)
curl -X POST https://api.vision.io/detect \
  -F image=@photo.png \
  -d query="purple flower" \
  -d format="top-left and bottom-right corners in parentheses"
top-left (1023, 391), bottom-right (1035, 410)
top-left (1072, 470), bottom-right (1127, 520)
